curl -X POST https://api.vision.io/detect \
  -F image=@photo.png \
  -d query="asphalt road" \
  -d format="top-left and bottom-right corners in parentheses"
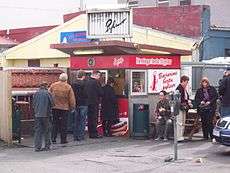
top-left (0, 137), bottom-right (230, 173)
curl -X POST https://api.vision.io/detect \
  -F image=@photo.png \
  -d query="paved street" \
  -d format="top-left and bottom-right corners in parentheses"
top-left (0, 137), bottom-right (230, 173)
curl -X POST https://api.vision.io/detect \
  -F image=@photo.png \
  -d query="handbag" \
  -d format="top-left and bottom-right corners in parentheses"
top-left (199, 104), bottom-right (211, 113)
top-left (180, 103), bottom-right (189, 111)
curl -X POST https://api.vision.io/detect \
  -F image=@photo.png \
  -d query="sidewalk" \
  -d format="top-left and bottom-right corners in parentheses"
top-left (1, 136), bottom-right (230, 173)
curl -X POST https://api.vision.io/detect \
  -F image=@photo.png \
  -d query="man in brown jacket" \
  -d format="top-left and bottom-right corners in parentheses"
top-left (49, 73), bottom-right (76, 144)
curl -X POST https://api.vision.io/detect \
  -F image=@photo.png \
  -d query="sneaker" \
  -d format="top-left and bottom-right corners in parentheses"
top-left (34, 148), bottom-right (42, 152)
top-left (155, 137), bottom-right (161, 141)
top-left (163, 138), bottom-right (168, 141)
top-left (212, 138), bottom-right (217, 144)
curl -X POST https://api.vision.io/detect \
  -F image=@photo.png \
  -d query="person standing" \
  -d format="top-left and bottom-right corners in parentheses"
top-left (49, 73), bottom-right (76, 144)
top-left (154, 91), bottom-right (172, 141)
top-left (72, 70), bottom-right (88, 141)
top-left (195, 77), bottom-right (218, 140)
top-left (85, 71), bottom-right (103, 138)
top-left (176, 75), bottom-right (192, 142)
top-left (33, 82), bottom-right (53, 152)
top-left (218, 67), bottom-right (230, 117)
top-left (101, 77), bottom-right (118, 137)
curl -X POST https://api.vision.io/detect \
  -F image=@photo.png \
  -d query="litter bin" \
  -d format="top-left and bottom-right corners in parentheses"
top-left (133, 104), bottom-right (149, 139)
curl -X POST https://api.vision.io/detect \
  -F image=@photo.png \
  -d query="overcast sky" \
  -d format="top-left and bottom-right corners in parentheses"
top-left (0, 0), bottom-right (118, 29)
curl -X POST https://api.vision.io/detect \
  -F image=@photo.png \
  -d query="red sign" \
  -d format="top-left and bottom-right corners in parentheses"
top-left (70, 55), bottom-right (180, 69)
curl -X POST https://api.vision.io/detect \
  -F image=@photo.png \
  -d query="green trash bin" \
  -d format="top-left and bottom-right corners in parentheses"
top-left (133, 104), bottom-right (149, 139)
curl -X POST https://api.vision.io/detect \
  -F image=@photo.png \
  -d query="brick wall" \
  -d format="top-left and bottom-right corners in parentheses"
top-left (133, 5), bottom-right (204, 38)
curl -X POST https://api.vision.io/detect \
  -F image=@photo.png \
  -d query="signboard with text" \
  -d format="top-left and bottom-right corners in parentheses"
top-left (70, 55), bottom-right (180, 69)
top-left (60, 31), bottom-right (90, 44)
top-left (148, 69), bottom-right (180, 93)
top-left (87, 9), bottom-right (132, 38)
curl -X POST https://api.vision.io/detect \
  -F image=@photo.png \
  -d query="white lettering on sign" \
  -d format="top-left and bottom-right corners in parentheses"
top-left (136, 57), bottom-right (172, 66)
top-left (148, 69), bottom-right (180, 93)
top-left (113, 57), bottom-right (124, 67)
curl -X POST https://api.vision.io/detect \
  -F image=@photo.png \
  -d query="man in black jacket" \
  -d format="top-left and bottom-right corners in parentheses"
top-left (219, 68), bottom-right (230, 117)
top-left (72, 70), bottom-right (88, 141)
top-left (85, 71), bottom-right (103, 138)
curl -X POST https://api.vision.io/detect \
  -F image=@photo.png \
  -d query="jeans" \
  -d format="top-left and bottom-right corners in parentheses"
top-left (220, 106), bottom-right (230, 117)
top-left (73, 106), bottom-right (88, 140)
top-left (34, 117), bottom-right (51, 150)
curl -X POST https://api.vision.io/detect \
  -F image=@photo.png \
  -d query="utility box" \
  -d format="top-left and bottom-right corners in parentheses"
top-left (133, 104), bottom-right (149, 139)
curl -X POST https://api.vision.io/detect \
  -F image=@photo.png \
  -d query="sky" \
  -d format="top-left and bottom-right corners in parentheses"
top-left (0, 0), bottom-right (118, 29)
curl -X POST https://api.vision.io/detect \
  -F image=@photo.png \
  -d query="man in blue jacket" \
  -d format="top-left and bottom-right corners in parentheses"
top-left (33, 82), bottom-right (54, 152)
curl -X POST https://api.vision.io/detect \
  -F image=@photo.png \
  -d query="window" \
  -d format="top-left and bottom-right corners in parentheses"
top-left (128, 0), bottom-right (139, 6)
top-left (28, 59), bottom-right (40, 67)
top-left (225, 49), bottom-right (230, 56)
top-left (180, 0), bottom-right (191, 6)
top-left (157, 0), bottom-right (169, 7)
top-left (131, 70), bottom-right (147, 95)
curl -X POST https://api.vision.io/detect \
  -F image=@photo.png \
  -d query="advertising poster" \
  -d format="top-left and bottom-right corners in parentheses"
top-left (148, 69), bottom-right (180, 93)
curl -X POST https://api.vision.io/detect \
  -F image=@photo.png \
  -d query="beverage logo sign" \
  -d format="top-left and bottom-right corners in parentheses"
top-left (87, 57), bottom-right (95, 67)
top-left (113, 57), bottom-right (124, 67)
top-left (148, 69), bottom-right (180, 93)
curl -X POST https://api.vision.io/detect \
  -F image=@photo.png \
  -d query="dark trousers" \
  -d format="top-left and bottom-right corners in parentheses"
top-left (52, 109), bottom-right (68, 143)
top-left (87, 104), bottom-right (99, 137)
top-left (156, 118), bottom-right (173, 139)
top-left (200, 109), bottom-right (214, 139)
top-left (34, 117), bottom-right (51, 150)
top-left (103, 120), bottom-right (113, 136)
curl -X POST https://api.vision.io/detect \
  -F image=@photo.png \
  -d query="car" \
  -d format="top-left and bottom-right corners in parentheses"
top-left (213, 117), bottom-right (230, 146)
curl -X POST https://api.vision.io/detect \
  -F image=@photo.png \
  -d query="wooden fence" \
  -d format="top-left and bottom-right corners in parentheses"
top-left (0, 70), bottom-right (12, 144)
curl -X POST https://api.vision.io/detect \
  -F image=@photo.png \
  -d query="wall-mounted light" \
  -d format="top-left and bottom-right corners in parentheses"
top-left (73, 49), bottom-right (104, 55)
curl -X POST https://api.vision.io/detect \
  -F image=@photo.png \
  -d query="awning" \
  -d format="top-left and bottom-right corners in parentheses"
top-left (50, 40), bottom-right (191, 56)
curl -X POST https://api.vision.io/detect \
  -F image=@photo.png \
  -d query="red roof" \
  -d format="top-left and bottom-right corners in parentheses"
top-left (62, 5), bottom-right (206, 38)
top-left (63, 11), bottom-right (86, 23)
top-left (0, 36), bottom-right (18, 45)
top-left (0, 25), bottom-right (58, 43)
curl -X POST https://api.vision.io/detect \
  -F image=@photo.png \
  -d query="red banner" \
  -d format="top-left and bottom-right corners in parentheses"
top-left (70, 55), bottom-right (180, 69)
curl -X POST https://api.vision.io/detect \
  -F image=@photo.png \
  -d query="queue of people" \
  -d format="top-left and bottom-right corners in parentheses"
top-left (32, 70), bottom-right (118, 151)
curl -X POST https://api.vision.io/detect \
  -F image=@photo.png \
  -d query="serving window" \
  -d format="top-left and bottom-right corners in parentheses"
top-left (131, 70), bottom-right (147, 95)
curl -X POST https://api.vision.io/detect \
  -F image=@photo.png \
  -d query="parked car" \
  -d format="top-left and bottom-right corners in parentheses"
top-left (213, 117), bottom-right (230, 146)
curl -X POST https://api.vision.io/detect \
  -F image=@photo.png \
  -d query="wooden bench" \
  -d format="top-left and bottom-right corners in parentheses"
top-left (184, 109), bottom-right (202, 139)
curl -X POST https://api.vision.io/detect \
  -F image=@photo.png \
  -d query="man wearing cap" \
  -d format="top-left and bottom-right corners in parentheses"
top-left (33, 82), bottom-right (54, 152)
top-left (219, 67), bottom-right (230, 117)
top-left (49, 73), bottom-right (76, 144)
